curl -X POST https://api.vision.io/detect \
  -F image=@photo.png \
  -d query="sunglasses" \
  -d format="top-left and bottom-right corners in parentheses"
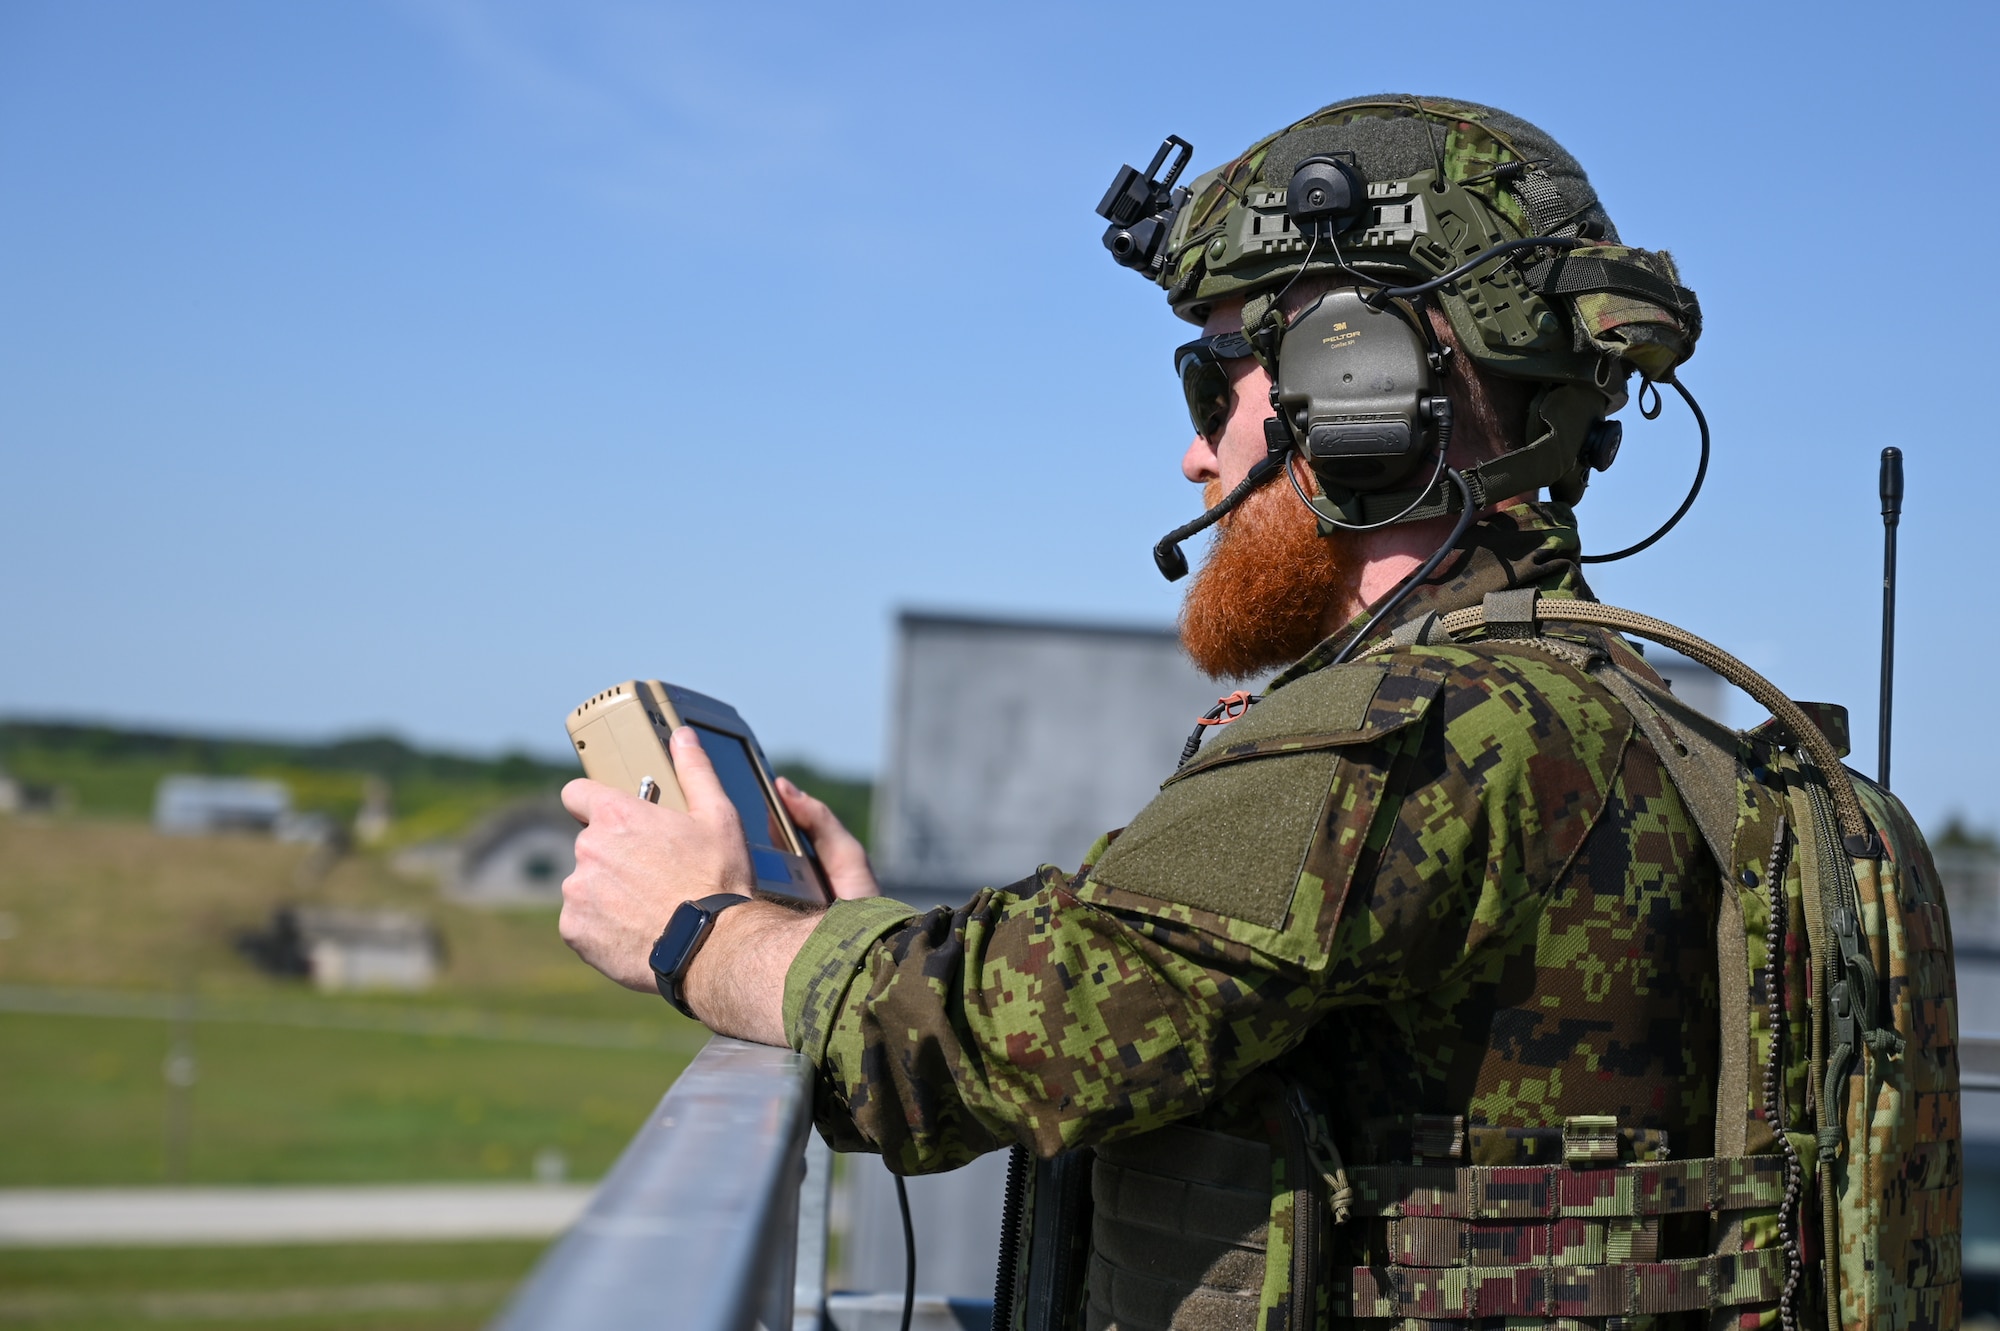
top-left (1173, 331), bottom-right (1257, 442)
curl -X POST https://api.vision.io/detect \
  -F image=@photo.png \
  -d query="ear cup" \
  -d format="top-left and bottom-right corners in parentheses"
top-left (1275, 290), bottom-right (1437, 495)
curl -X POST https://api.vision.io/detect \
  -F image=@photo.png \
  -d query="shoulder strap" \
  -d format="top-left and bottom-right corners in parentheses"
top-left (1399, 591), bottom-right (1881, 859)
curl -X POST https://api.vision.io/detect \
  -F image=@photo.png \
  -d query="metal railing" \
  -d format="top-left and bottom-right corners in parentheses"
top-left (491, 1032), bottom-right (2000, 1330)
top-left (490, 1036), bottom-right (829, 1331)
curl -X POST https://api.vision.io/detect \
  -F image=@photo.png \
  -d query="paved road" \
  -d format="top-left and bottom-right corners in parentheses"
top-left (0, 1184), bottom-right (595, 1246)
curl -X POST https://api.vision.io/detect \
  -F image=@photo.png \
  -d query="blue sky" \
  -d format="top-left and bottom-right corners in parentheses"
top-left (3, 1), bottom-right (1996, 837)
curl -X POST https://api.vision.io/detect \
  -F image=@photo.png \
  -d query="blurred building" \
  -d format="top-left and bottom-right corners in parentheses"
top-left (1942, 840), bottom-right (2000, 950)
top-left (154, 775), bottom-right (292, 834)
top-left (391, 800), bottom-right (578, 909)
top-left (0, 767), bottom-right (61, 814)
top-left (448, 801), bottom-right (577, 908)
top-left (353, 775), bottom-right (394, 845)
top-left (297, 907), bottom-right (439, 991)
top-left (236, 905), bottom-right (440, 991)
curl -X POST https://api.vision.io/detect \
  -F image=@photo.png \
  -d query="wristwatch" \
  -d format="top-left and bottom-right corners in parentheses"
top-left (649, 893), bottom-right (754, 1018)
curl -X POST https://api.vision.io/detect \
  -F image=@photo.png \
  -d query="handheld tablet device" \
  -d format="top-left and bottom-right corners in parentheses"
top-left (565, 681), bottom-right (830, 907)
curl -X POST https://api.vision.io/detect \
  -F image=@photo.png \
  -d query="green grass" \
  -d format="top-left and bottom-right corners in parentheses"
top-left (0, 1010), bottom-right (696, 1185)
top-left (0, 1243), bottom-right (546, 1331)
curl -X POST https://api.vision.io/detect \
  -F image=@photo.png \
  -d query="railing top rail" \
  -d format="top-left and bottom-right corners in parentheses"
top-left (489, 1035), bottom-right (815, 1331)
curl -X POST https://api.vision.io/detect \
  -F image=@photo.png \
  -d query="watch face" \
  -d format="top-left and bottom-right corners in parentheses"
top-left (649, 904), bottom-right (712, 978)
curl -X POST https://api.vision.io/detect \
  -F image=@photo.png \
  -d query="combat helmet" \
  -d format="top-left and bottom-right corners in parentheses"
top-left (1099, 95), bottom-right (1702, 533)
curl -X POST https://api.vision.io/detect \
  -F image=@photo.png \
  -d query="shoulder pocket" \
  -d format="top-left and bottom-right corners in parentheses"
top-left (1085, 662), bottom-right (1441, 932)
top-left (1166, 660), bottom-right (1441, 785)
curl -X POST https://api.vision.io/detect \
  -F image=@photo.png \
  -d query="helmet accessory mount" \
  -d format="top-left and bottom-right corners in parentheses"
top-left (1096, 136), bottom-right (1193, 279)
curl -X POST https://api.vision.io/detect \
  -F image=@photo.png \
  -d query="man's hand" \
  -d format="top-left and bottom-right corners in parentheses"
top-left (775, 776), bottom-right (880, 900)
top-left (559, 725), bottom-right (756, 994)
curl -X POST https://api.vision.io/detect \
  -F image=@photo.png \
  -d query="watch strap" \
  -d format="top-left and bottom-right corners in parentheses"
top-left (652, 892), bottom-right (754, 1019)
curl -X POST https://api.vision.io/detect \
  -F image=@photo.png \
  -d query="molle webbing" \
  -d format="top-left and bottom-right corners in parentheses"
top-left (1087, 1127), bottom-right (1270, 1331)
top-left (1341, 1249), bottom-right (1785, 1319)
top-left (1343, 1156), bottom-right (1787, 1219)
top-left (1336, 1156), bottom-right (1789, 1321)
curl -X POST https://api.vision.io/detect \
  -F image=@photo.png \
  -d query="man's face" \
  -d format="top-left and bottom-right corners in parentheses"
top-left (1176, 296), bottom-right (1353, 679)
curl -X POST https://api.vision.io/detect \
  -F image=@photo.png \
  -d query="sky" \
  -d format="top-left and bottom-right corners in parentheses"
top-left (2, 1), bottom-right (1996, 837)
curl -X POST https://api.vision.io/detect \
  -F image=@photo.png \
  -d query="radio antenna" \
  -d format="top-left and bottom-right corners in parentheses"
top-left (1878, 447), bottom-right (1903, 789)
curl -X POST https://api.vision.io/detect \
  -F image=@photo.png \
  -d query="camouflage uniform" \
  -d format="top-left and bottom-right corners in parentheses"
top-left (785, 498), bottom-right (1728, 1328)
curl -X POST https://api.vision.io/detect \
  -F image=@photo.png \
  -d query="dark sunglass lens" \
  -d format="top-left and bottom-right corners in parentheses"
top-left (1182, 360), bottom-right (1231, 440)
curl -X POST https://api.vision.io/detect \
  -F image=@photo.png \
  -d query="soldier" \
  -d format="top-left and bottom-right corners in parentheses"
top-left (559, 96), bottom-right (1955, 1331)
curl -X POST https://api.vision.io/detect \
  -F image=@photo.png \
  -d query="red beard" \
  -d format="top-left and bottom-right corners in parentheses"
top-left (1177, 471), bottom-right (1354, 680)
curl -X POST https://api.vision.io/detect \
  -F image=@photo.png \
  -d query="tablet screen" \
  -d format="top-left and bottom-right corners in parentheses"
top-left (688, 723), bottom-right (789, 854)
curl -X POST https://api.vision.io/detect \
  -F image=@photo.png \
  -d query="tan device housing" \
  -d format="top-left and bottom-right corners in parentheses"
top-left (565, 681), bottom-right (829, 907)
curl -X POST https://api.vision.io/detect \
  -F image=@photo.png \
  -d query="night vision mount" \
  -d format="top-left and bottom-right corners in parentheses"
top-left (1095, 136), bottom-right (1192, 279)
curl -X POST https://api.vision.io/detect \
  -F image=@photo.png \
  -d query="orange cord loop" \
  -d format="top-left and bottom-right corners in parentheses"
top-left (1196, 690), bottom-right (1257, 726)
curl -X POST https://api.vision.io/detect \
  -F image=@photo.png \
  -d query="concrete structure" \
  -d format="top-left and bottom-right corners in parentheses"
top-left (872, 611), bottom-right (1220, 897)
top-left (153, 775), bottom-right (291, 834)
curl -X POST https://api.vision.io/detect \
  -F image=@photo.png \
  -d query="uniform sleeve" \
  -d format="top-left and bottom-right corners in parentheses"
top-left (783, 650), bottom-right (1633, 1173)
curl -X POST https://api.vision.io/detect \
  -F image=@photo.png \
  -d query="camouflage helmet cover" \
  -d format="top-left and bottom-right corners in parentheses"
top-left (1160, 94), bottom-right (1699, 390)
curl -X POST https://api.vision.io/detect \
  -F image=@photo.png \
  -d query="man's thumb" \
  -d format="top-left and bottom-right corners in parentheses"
top-left (670, 726), bottom-right (741, 830)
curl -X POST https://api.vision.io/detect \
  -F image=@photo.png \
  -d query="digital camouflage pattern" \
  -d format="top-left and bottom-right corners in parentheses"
top-left (781, 499), bottom-right (1959, 1331)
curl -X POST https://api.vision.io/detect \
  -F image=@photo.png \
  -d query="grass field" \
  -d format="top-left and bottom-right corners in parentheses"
top-left (0, 817), bottom-right (651, 1015)
top-left (0, 1243), bottom-right (546, 1331)
top-left (0, 1010), bottom-right (700, 1185)
top-left (0, 817), bottom-right (711, 1185)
